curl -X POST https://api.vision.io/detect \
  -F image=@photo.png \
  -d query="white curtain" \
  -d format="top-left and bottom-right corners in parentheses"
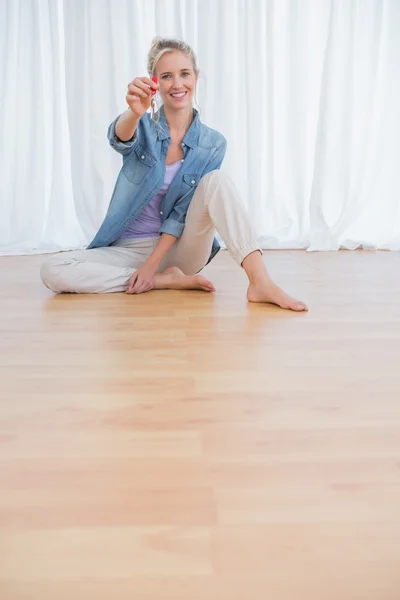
top-left (1, 0), bottom-right (399, 255)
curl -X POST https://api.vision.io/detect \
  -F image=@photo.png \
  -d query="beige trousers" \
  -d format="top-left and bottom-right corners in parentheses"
top-left (40, 171), bottom-right (261, 294)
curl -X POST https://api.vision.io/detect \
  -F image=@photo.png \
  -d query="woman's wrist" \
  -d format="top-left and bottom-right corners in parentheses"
top-left (145, 255), bottom-right (161, 268)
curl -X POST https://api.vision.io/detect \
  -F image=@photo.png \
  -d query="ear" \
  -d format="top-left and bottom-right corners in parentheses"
top-left (195, 70), bottom-right (200, 83)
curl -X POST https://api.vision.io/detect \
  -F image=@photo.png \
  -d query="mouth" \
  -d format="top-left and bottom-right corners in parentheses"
top-left (170, 91), bottom-right (188, 100)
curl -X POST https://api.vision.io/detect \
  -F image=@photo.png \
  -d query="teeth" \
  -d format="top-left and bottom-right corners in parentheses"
top-left (171, 92), bottom-right (186, 98)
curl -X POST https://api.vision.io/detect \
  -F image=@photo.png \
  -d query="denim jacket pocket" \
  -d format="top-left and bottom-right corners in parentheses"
top-left (182, 174), bottom-right (198, 188)
top-left (123, 144), bottom-right (156, 184)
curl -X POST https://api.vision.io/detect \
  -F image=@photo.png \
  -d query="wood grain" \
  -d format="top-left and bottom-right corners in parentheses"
top-left (1, 249), bottom-right (400, 600)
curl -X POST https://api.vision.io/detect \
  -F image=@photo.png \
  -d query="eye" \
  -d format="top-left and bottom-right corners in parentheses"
top-left (182, 72), bottom-right (190, 77)
top-left (162, 74), bottom-right (171, 79)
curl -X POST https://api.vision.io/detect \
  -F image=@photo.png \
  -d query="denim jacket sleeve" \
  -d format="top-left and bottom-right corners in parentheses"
top-left (107, 113), bottom-right (139, 155)
top-left (159, 139), bottom-right (227, 238)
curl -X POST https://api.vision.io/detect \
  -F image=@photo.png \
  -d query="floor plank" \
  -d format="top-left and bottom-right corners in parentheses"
top-left (1, 250), bottom-right (400, 600)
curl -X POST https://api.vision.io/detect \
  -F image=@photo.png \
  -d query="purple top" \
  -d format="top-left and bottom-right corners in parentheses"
top-left (120, 160), bottom-right (183, 239)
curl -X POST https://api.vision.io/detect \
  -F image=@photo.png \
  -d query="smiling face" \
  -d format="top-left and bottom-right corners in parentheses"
top-left (154, 50), bottom-right (198, 112)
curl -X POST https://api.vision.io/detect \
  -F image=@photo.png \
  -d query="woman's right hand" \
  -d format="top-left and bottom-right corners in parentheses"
top-left (126, 77), bottom-right (159, 119)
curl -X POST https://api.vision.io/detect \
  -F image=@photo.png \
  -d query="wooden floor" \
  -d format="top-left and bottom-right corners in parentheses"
top-left (1, 250), bottom-right (400, 600)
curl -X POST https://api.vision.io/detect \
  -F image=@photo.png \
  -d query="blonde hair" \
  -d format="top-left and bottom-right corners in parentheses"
top-left (147, 37), bottom-right (199, 77)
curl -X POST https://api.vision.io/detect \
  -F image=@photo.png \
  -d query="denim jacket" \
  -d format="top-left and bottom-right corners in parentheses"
top-left (87, 106), bottom-right (227, 264)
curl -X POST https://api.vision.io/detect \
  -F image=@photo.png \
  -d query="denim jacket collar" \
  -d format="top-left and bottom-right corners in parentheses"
top-left (155, 105), bottom-right (200, 148)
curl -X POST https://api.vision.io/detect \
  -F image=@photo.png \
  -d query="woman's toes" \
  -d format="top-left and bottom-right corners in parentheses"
top-left (196, 275), bottom-right (215, 292)
top-left (286, 297), bottom-right (308, 311)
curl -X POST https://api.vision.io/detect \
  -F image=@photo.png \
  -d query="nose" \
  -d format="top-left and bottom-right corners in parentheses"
top-left (171, 75), bottom-right (187, 89)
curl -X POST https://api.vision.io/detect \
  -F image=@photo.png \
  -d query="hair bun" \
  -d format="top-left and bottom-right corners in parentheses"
top-left (150, 37), bottom-right (163, 50)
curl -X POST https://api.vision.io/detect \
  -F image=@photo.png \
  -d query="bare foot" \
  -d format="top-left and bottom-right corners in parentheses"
top-left (247, 279), bottom-right (308, 312)
top-left (154, 267), bottom-right (215, 292)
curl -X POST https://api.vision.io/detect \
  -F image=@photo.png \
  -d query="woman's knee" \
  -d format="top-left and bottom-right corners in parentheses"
top-left (197, 171), bottom-right (235, 206)
top-left (199, 169), bottom-right (231, 189)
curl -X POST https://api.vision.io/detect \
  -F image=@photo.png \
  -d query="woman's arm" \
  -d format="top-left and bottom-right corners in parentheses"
top-left (127, 136), bottom-right (227, 294)
top-left (115, 110), bottom-right (141, 142)
top-left (146, 233), bottom-right (177, 268)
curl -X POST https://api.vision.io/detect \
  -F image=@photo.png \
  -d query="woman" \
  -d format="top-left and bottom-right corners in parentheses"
top-left (41, 37), bottom-right (307, 312)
